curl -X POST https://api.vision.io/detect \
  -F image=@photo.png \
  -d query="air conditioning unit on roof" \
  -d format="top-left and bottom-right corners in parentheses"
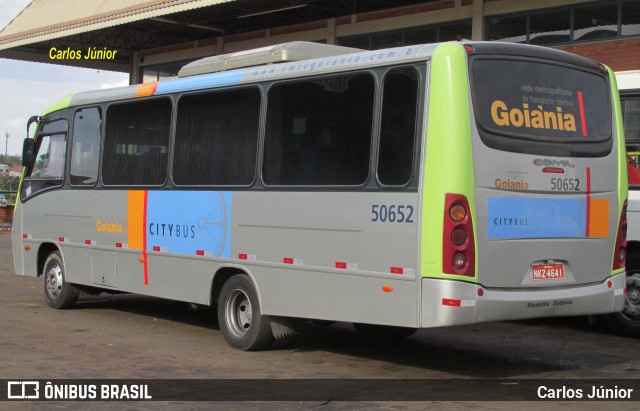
top-left (178, 41), bottom-right (363, 78)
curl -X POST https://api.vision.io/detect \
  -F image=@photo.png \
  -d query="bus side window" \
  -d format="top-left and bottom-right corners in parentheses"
top-left (70, 107), bottom-right (102, 186)
top-left (174, 87), bottom-right (260, 186)
top-left (102, 98), bottom-right (171, 186)
top-left (22, 119), bottom-right (68, 200)
top-left (377, 66), bottom-right (419, 186)
top-left (263, 72), bottom-right (375, 186)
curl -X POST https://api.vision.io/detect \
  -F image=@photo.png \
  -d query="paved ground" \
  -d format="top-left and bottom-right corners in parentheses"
top-left (0, 230), bottom-right (638, 410)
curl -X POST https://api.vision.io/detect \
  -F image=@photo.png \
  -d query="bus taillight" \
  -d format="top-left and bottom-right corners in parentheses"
top-left (443, 194), bottom-right (475, 277)
top-left (613, 200), bottom-right (628, 270)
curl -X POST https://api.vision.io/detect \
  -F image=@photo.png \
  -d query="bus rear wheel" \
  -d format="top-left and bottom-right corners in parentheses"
top-left (218, 274), bottom-right (273, 351)
top-left (605, 271), bottom-right (640, 337)
top-left (43, 251), bottom-right (79, 309)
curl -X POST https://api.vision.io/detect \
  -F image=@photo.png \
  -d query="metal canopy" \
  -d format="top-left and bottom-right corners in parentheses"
top-left (0, 0), bottom-right (432, 72)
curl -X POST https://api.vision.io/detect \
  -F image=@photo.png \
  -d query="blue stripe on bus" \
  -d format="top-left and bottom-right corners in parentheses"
top-left (154, 70), bottom-right (246, 95)
top-left (487, 197), bottom-right (587, 239)
top-left (146, 191), bottom-right (232, 257)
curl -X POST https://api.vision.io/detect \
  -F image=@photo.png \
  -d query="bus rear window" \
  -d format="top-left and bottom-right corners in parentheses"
top-left (471, 58), bottom-right (612, 156)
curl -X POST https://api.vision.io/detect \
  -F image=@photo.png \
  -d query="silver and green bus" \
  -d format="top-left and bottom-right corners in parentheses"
top-left (13, 41), bottom-right (627, 350)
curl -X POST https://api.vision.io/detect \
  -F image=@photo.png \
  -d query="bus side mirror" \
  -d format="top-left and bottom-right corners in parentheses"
top-left (23, 115), bottom-right (40, 168)
top-left (22, 138), bottom-right (35, 167)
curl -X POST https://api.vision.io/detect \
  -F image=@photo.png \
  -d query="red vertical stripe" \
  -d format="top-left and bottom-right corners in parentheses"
top-left (143, 190), bottom-right (149, 285)
top-left (577, 91), bottom-right (588, 137)
top-left (586, 167), bottom-right (591, 237)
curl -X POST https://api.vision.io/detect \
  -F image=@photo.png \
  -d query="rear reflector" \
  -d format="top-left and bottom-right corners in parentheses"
top-left (442, 298), bottom-right (461, 307)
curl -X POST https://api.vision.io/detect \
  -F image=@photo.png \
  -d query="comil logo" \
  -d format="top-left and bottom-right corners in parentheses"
top-left (7, 381), bottom-right (40, 399)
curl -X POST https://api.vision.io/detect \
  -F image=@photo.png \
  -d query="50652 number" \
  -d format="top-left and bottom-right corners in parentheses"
top-left (371, 205), bottom-right (414, 223)
top-left (550, 178), bottom-right (580, 191)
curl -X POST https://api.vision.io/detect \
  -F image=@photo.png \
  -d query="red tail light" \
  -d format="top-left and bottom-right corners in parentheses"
top-left (443, 194), bottom-right (475, 277)
top-left (612, 200), bottom-right (627, 270)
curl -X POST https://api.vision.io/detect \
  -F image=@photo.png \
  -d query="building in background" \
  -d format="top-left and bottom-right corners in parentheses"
top-left (0, 0), bottom-right (638, 84)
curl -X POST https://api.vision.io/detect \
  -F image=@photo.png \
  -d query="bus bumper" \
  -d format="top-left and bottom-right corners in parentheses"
top-left (420, 272), bottom-right (626, 328)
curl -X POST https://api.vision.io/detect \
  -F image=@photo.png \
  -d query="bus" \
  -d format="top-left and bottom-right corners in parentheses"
top-left (13, 41), bottom-right (627, 350)
top-left (614, 70), bottom-right (640, 336)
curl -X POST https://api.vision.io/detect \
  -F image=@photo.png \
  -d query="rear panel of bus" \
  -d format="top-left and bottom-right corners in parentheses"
top-left (421, 43), bottom-right (626, 326)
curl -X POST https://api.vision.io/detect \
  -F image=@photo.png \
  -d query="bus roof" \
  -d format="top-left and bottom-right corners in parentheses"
top-left (68, 42), bottom-right (439, 108)
top-left (54, 41), bottom-right (605, 112)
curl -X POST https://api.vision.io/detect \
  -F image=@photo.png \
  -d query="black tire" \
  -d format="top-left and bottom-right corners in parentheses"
top-left (353, 323), bottom-right (418, 339)
top-left (43, 251), bottom-right (79, 309)
top-left (605, 271), bottom-right (640, 337)
top-left (217, 274), bottom-right (273, 351)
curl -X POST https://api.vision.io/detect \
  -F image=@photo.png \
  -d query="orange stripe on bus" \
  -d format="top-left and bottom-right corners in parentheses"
top-left (135, 82), bottom-right (158, 98)
top-left (588, 199), bottom-right (610, 238)
top-left (127, 191), bottom-right (146, 250)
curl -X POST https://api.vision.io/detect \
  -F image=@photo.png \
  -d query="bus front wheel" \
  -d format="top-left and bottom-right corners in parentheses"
top-left (217, 274), bottom-right (273, 351)
top-left (605, 271), bottom-right (640, 337)
top-left (43, 251), bottom-right (79, 309)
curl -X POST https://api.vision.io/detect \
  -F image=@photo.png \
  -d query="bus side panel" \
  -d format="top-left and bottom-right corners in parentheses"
top-left (17, 189), bottom-right (422, 326)
top-left (252, 266), bottom-right (417, 327)
top-left (232, 191), bottom-right (421, 326)
top-left (18, 190), bottom-right (128, 285)
top-left (232, 192), bottom-right (419, 276)
top-left (11, 201), bottom-right (25, 276)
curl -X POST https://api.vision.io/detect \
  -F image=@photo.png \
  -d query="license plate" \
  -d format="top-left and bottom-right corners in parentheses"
top-left (531, 263), bottom-right (565, 280)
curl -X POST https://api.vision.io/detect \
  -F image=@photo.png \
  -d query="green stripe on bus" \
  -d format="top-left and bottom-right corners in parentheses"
top-left (608, 65), bottom-right (629, 276)
top-left (421, 43), bottom-right (478, 281)
top-left (42, 94), bottom-right (73, 116)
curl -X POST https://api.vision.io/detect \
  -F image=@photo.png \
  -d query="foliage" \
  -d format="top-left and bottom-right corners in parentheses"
top-left (0, 155), bottom-right (20, 204)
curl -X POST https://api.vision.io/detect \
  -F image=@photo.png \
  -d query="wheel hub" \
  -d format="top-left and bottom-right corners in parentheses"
top-left (225, 289), bottom-right (252, 337)
top-left (45, 262), bottom-right (63, 299)
top-left (623, 273), bottom-right (640, 320)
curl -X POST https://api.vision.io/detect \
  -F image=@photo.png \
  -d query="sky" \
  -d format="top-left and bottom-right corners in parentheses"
top-left (0, 0), bottom-right (128, 157)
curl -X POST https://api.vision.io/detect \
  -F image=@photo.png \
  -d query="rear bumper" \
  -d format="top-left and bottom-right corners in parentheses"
top-left (420, 273), bottom-right (626, 328)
